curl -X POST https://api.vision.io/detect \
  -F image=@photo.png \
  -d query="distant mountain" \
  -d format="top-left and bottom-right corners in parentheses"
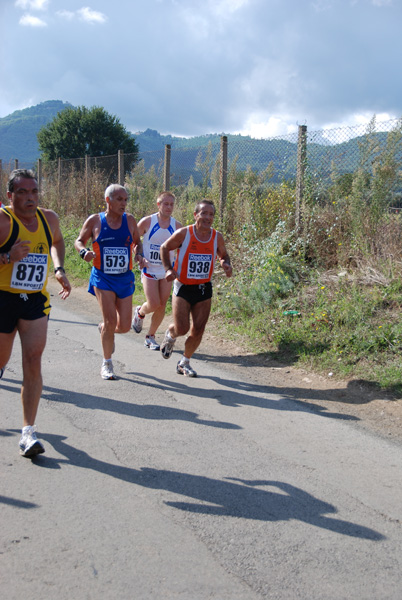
top-left (0, 101), bottom-right (396, 185)
top-left (0, 102), bottom-right (227, 164)
top-left (0, 100), bottom-right (74, 164)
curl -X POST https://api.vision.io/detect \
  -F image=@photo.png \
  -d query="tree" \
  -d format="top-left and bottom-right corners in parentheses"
top-left (37, 105), bottom-right (139, 163)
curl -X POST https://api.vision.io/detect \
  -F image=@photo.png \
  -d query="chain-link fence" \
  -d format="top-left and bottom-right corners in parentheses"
top-left (1, 116), bottom-right (401, 214)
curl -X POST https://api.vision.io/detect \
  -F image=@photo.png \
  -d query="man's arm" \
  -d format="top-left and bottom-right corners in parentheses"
top-left (136, 215), bottom-right (151, 237)
top-left (42, 209), bottom-right (72, 298)
top-left (160, 227), bottom-right (187, 282)
top-left (0, 210), bottom-right (30, 264)
top-left (127, 214), bottom-right (145, 268)
top-left (74, 214), bottom-right (98, 263)
top-left (0, 238), bottom-right (31, 264)
top-left (216, 232), bottom-right (232, 278)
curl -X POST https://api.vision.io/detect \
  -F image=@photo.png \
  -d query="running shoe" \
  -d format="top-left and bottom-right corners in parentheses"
top-left (144, 335), bottom-right (160, 351)
top-left (101, 361), bottom-right (117, 380)
top-left (132, 306), bottom-right (144, 333)
top-left (176, 361), bottom-right (197, 377)
top-left (161, 329), bottom-right (176, 359)
top-left (19, 425), bottom-right (45, 458)
top-left (98, 322), bottom-right (115, 354)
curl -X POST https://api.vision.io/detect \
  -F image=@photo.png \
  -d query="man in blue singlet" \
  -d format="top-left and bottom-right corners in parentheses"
top-left (75, 184), bottom-right (144, 380)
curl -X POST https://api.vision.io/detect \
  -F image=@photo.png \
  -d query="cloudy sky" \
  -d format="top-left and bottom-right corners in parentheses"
top-left (0, 0), bottom-right (400, 137)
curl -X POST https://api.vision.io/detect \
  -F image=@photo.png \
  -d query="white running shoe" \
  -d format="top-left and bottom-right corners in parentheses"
top-left (176, 361), bottom-right (197, 377)
top-left (19, 425), bottom-right (45, 458)
top-left (132, 306), bottom-right (144, 333)
top-left (101, 360), bottom-right (117, 380)
top-left (144, 335), bottom-right (160, 351)
top-left (98, 322), bottom-right (115, 354)
top-left (161, 329), bottom-right (176, 359)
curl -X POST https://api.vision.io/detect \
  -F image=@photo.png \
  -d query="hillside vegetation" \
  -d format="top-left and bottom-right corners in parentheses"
top-left (2, 103), bottom-right (402, 395)
top-left (2, 101), bottom-right (397, 188)
top-left (40, 116), bottom-right (402, 398)
top-left (0, 101), bottom-right (74, 163)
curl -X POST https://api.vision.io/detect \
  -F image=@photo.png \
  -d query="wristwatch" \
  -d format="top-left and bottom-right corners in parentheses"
top-left (54, 266), bottom-right (65, 274)
top-left (80, 248), bottom-right (88, 259)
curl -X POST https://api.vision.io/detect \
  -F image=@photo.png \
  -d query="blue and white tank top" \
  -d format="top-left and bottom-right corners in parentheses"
top-left (142, 213), bottom-right (177, 277)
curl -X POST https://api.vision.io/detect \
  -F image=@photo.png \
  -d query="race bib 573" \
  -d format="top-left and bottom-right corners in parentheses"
top-left (103, 247), bottom-right (129, 274)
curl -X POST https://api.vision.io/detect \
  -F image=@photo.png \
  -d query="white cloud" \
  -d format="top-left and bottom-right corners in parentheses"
top-left (19, 13), bottom-right (47, 26)
top-left (2, 0), bottom-right (402, 136)
top-left (56, 10), bottom-right (75, 21)
top-left (238, 115), bottom-right (298, 138)
top-left (15, 0), bottom-right (49, 10)
top-left (77, 7), bottom-right (107, 24)
top-left (177, 9), bottom-right (209, 39)
top-left (321, 111), bottom-right (397, 131)
top-left (211, 0), bottom-right (249, 17)
top-left (177, 0), bottom-right (248, 39)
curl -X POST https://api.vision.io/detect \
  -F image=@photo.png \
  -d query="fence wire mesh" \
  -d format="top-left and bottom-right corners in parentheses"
top-left (2, 116), bottom-right (402, 212)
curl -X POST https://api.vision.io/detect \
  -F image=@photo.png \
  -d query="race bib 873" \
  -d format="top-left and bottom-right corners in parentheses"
top-left (10, 253), bottom-right (48, 291)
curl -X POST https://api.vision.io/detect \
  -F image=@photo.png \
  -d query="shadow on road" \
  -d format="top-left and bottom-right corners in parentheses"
top-left (0, 368), bottom-right (360, 426)
top-left (0, 494), bottom-right (38, 509)
top-left (13, 380), bottom-right (241, 430)
top-left (129, 371), bottom-right (360, 422)
top-left (23, 431), bottom-right (384, 542)
top-left (197, 350), bottom-right (397, 403)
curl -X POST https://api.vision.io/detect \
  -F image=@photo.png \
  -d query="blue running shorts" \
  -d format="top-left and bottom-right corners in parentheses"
top-left (88, 268), bottom-right (135, 299)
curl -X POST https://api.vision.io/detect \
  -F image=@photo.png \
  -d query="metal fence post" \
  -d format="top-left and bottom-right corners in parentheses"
top-left (85, 155), bottom-right (90, 214)
top-left (37, 159), bottom-right (42, 194)
top-left (164, 145), bottom-right (171, 190)
top-left (219, 136), bottom-right (228, 223)
top-left (57, 157), bottom-right (62, 212)
top-left (296, 125), bottom-right (307, 233)
top-left (118, 149), bottom-right (124, 186)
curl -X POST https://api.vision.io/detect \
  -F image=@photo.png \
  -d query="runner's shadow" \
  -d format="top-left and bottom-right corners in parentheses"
top-left (131, 371), bottom-right (360, 422)
top-left (0, 495), bottom-right (38, 509)
top-left (33, 433), bottom-right (384, 541)
top-left (197, 351), bottom-right (397, 404)
top-left (40, 383), bottom-right (241, 430)
top-left (50, 318), bottom-right (95, 327)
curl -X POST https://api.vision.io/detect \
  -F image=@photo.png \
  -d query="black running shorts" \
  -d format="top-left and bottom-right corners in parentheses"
top-left (174, 281), bottom-right (213, 306)
top-left (0, 290), bottom-right (51, 333)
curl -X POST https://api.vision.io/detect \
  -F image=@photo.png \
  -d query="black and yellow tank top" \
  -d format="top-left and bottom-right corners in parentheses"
top-left (0, 206), bottom-right (53, 294)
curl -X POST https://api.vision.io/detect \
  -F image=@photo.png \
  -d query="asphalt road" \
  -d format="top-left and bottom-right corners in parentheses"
top-left (1, 288), bottom-right (402, 599)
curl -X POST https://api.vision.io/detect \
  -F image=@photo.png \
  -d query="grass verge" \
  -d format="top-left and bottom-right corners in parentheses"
top-left (62, 219), bottom-right (402, 398)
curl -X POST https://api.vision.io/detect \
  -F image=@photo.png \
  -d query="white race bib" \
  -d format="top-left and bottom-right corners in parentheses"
top-left (147, 243), bottom-right (161, 266)
top-left (187, 253), bottom-right (212, 280)
top-left (10, 253), bottom-right (48, 291)
top-left (103, 247), bottom-right (129, 274)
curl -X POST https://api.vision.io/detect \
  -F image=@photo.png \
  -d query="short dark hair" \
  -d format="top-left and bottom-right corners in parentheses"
top-left (195, 199), bottom-right (215, 214)
top-left (7, 169), bottom-right (37, 193)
